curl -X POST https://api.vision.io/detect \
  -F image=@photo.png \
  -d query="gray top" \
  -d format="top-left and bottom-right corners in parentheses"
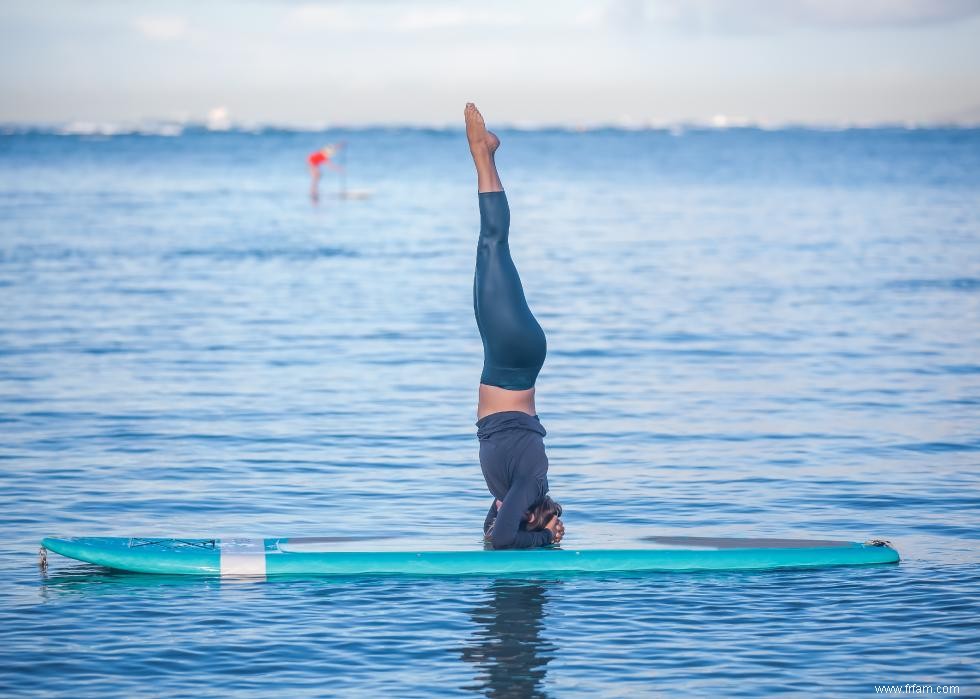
top-left (477, 411), bottom-right (553, 549)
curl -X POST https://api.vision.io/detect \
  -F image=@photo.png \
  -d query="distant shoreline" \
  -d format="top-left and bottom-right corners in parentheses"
top-left (3, 121), bottom-right (980, 138)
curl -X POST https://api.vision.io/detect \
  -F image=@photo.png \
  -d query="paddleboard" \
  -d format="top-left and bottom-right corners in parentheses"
top-left (336, 189), bottom-right (373, 200)
top-left (40, 536), bottom-right (899, 577)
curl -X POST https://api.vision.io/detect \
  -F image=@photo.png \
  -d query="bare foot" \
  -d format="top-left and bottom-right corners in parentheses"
top-left (465, 103), bottom-right (500, 160)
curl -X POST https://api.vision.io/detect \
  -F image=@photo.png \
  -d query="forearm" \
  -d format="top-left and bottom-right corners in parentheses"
top-left (492, 526), bottom-right (552, 550)
top-left (483, 502), bottom-right (497, 537)
top-left (490, 482), bottom-right (553, 549)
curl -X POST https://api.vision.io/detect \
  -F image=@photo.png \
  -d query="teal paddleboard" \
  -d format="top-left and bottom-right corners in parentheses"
top-left (40, 536), bottom-right (899, 576)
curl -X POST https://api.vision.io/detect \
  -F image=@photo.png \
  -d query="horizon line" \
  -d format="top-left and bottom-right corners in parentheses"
top-left (3, 116), bottom-right (980, 137)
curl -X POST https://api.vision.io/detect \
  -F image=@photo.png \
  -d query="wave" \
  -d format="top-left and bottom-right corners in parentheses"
top-left (884, 277), bottom-right (980, 292)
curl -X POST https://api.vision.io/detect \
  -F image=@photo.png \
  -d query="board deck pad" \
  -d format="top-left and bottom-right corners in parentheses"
top-left (40, 536), bottom-right (900, 577)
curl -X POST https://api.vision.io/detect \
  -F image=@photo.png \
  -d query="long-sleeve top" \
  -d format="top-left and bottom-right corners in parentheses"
top-left (477, 411), bottom-right (554, 550)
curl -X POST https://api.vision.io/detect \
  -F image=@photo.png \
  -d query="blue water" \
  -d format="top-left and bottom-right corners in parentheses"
top-left (1, 126), bottom-right (978, 697)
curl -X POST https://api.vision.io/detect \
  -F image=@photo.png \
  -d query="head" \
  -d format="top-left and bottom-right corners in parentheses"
top-left (524, 495), bottom-right (562, 531)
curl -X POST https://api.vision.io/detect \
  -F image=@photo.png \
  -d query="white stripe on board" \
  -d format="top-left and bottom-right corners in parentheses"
top-left (219, 538), bottom-right (267, 576)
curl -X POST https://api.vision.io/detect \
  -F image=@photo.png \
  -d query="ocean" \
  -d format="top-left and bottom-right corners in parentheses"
top-left (1, 125), bottom-right (978, 697)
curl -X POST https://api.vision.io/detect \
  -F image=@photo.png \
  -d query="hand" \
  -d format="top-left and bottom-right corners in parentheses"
top-left (545, 516), bottom-right (564, 544)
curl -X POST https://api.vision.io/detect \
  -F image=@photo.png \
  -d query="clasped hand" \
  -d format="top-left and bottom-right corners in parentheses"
top-left (545, 516), bottom-right (564, 544)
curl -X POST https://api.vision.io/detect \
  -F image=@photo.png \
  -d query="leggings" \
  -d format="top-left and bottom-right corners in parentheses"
top-left (473, 191), bottom-right (547, 390)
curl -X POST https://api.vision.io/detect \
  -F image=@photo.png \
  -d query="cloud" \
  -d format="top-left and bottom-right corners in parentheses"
top-left (134, 16), bottom-right (191, 41)
top-left (281, 4), bottom-right (358, 32)
top-left (281, 3), bottom-right (521, 34)
top-left (778, 0), bottom-right (980, 29)
top-left (395, 8), bottom-right (520, 32)
top-left (586, 0), bottom-right (980, 33)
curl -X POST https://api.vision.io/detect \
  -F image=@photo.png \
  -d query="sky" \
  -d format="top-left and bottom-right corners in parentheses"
top-left (2, 0), bottom-right (980, 128)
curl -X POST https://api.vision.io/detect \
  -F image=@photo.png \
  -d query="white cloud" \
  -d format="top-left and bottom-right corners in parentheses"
top-left (134, 16), bottom-right (191, 41)
top-left (397, 8), bottom-right (470, 31)
top-left (395, 8), bottom-right (520, 31)
top-left (281, 4), bottom-right (359, 32)
top-left (593, 0), bottom-right (980, 33)
top-left (280, 4), bottom-right (523, 36)
top-left (781, 0), bottom-right (980, 29)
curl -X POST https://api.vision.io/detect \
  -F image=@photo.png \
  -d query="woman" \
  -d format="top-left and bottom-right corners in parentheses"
top-left (465, 103), bottom-right (565, 550)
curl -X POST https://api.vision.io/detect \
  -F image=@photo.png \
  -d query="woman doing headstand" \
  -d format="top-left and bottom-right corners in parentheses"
top-left (465, 103), bottom-right (565, 550)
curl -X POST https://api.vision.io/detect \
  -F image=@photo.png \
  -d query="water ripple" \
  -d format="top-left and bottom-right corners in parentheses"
top-left (1, 128), bottom-right (978, 697)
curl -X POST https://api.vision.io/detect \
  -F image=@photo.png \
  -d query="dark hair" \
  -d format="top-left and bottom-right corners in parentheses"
top-left (525, 495), bottom-right (562, 531)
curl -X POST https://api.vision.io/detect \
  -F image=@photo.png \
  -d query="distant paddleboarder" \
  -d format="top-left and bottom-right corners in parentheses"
top-left (307, 143), bottom-right (344, 201)
top-left (465, 103), bottom-right (565, 549)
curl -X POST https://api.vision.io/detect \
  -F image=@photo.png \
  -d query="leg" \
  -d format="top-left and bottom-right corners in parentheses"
top-left (465, 103), bottom-right (502, 193)
top-left (309, 164), bottom-right (320, 201)
top-left (473, 193), bottom-right (547, 390)
top-left (466, 104), bottom-right (547, 393)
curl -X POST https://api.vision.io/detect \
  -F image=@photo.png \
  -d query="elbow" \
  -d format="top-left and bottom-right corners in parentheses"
top-left (491, 532), bottom-right (515, 550)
